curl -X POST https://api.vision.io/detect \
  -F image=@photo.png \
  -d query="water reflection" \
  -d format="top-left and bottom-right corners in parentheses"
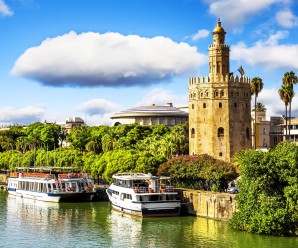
top-left (0, 191), bottom-right (297, 248)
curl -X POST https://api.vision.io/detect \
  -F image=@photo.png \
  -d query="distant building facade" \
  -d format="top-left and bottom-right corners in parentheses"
top-left (251, 110), bottom-right (270, 149)
top-left (269, 116), bottom-right (283, 147)
top-left (281, 117), bottom-right (298, 143)
top-left (64, 117), bottom-right (85, 131)
top-left (188, 20), bottom-right (252, 162)
top-left (110, 103), bottom-right (188, 127)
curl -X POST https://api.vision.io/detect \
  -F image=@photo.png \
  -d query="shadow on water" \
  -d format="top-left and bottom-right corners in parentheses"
top-left (0, 190), bottom-right (297, 248)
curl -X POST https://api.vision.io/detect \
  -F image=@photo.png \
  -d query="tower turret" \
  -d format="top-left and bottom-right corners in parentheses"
top-left (208, 18), bottom-right (230, 78)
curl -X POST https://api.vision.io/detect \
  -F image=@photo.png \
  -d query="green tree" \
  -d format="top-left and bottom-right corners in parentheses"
top-left (230, 142), bottom-right (298, 236)
top-left (282, 71), bottom-right (298, 137)
top-left (279, 83), bottom-right (293, 140)
top-left (250, 77), bottom-right (263, 149)
top-left (252, 102), bottom-right (267, 112)
top-left (158, 154), bottom-right (237, 191)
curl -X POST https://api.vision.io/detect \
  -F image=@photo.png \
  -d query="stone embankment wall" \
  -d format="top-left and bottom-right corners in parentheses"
top-left (0, 174), bottom-right (7, 184)
top-left (177, 189), bottom-right (237, 221)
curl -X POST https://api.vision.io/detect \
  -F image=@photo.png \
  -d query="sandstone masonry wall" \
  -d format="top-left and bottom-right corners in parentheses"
top-left (178, 189), bottom-right (237, 221)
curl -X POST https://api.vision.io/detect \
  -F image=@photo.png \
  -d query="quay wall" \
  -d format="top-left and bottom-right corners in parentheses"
top-left (178, 189), bottom-right (237, 221)
top-left (0, 174), bottom-right (7, 184)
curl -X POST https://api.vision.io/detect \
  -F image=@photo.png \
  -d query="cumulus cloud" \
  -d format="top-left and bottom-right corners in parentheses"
top-left (76, 99), bottom-right (121, 116)
top-left (276, 10), bottom-right (298, 28)
top-left (192, 29), bottom-right (210, 41)
top-left (0, 105), bottom-right (46, 125)
top-left (208, 0), bottom-right (283, 29)
top-left (137, 88), bottom-right (187, 107)
top-left (231, 32), bottom-right (298, 70)
top-left (258, 88), bottom-right (298, 119)
top-left (0, 0), bottom-right (13, 16)
top-left (11, 31), bottom-right (207, 88)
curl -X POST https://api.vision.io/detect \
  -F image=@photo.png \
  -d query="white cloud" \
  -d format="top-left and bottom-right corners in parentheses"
top-left (208, 0), bottom-right (283, 28)
top-left (137, 88), bottom-right (187, 107)
top-left (0, 105), bottom-right (46, 125)
top-left (231, 32), bottom-right (298, 70)
top-left (11, 31), bottom-right (207, 87)
top-left (84, 113), bottom-right (113, 126)
top-left (276, 10), bottom-right (298, 28)
top-left (0, 0), bottom-right (13, 16)
top-left (192, 29), bottom-right (210, 41)
top-left (76, 99), bottom-right (121, 116)
top-left (258, 88), bottom-right (298, 120)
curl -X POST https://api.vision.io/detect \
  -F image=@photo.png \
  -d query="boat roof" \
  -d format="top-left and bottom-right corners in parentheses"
top-left (15, 167), bottom-right (82, 172)
top-left (112, 173), bottom-right (171, 181)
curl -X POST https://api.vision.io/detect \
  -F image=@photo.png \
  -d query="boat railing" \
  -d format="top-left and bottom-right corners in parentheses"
top-left (133, 185), bottom-right (175, 193)
top-left (10, 172), bottom-right (52, 179)
top-left (58, 173), bottom-right (90, 179)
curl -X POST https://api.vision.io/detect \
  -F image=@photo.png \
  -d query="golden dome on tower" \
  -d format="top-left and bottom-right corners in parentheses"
top-left (213, 18), bottom-right (225, 33)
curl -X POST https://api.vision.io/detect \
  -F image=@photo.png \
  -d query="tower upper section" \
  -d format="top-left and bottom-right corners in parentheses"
top-left (208, 19), bottom-right (230, 79)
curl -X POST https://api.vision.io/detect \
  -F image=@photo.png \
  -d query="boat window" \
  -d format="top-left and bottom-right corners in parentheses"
top-left (150, 195), bottom-right (159, 201)
top-left (141, 195), bottom-right (149, 202)
top-left (43, 183), bottom-right (47, 193)
top-left (166, 195), bottom-right (176, 200)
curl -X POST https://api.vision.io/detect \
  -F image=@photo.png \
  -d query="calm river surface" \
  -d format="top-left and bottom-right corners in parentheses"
top-left (0, 190), bottom-right (297, 248)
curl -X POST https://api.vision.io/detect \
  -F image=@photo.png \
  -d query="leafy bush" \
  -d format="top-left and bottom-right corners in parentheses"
top-left (230, 141), bottom-right (298, 236)
top-left (157, 154), bottom-right (238, 191)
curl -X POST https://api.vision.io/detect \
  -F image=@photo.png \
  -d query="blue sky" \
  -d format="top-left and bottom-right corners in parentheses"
top-left (1, 0), bottom-right (298, 126)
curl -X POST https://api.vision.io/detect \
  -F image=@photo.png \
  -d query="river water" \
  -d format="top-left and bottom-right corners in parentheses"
top-left (0, 190), bottom-right (297, 248)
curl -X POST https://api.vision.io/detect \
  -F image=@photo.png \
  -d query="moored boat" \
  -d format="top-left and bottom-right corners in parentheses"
top-left (106, 173), bottom-right (181, 217)
top-left (7, 167), bottom-right (96, 202)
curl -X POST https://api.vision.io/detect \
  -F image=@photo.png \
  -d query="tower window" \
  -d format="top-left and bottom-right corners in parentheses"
top-left (219, 152), bottom-right (223, 157)
top-left (220, 91), bottom-right (224, 97)
top-left (192, 104), bottom-right (194, 109)
top-left (217, 62), bottom-right (220, 73)
top-left (215, 91), bottom-right (219, 97)
top-left (191, 128), bottom-right (195, 138)
top-left (201, 92), bottom-right (204, 97)
top-left (219, 102), bottom-right (222, 108)
top-left (246, 127), bottom-right (250, 139)
top-left (218, 127), bottom-right (224, 137)
top-left (234, 103), bottom-right (237, 108)
top-left (203, 103), bottom-right (206, 108)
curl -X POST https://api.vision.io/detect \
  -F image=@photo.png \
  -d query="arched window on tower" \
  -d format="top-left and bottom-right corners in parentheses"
top-left (218, 127), bottom-right (224, 137)
top-left (191, 128), bottom-right (195, 138)
top-left (217, 62), bottom-right (220, 73)
top-left (203, 103), bottom-right (206, 108)
top-left (219, 102), bottom-right (222, 108)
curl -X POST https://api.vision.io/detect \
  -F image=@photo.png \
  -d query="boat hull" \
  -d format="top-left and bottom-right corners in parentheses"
top-left (7, 188), bottom-right (94, 203)
top-left (107, 191), bottom-right (180, 217)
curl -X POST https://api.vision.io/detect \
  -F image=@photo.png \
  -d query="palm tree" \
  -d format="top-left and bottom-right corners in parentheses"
top-left (282, 71), bottom-right (298, 137)
top-left (250, 77), bottom-right (264, 149)
top-left (279, 84), bottom-right (293, 140)
top-left (252, 102), bottom-right (267, 112)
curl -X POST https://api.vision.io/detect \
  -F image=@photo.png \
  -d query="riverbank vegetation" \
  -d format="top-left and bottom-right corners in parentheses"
top-left (158, 154), bottom-right (237, 192)
top-left (230, 141), bottom-right (298, 236)
top-left (0, 122), bottom-right (235, 190)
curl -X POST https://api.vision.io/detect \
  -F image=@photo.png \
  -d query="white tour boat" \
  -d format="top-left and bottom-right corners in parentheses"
top-left (106, 173), bottom-right (181, 217)
top-left (7, 167), bottom-right (96, 202)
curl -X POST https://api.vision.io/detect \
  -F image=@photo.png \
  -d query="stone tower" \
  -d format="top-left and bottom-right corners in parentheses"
top-left (188, 19), bottom-right (252, 162)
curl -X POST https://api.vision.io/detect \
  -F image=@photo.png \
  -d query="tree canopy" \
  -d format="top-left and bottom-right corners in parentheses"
top-left (230, 141), bottom-right (298, 236)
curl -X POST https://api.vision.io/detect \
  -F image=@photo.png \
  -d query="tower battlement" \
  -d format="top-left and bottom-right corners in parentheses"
top-left (188, 75), bottom-right (250, 85)
top-left (208, 44), bottom-right (229, 48)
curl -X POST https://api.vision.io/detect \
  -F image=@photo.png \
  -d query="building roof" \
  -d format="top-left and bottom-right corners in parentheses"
top-left (111, 103), bottom-right (188, 118)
